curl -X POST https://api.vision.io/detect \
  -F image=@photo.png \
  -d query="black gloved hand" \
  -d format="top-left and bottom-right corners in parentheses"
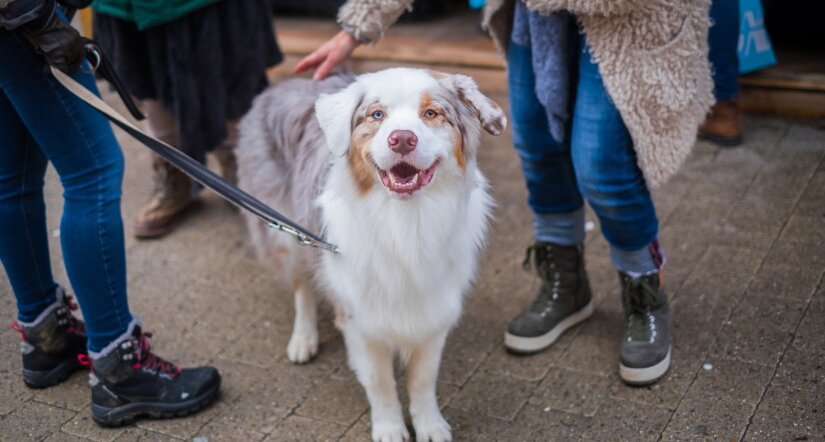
top-left (22, 1), bottom-right (85, 73)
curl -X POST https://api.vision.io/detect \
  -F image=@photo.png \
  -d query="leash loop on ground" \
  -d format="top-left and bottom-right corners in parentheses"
top-left (50, 65), bottom-right (340, 255)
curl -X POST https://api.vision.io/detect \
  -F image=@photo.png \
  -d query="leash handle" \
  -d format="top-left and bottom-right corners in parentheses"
top-left (50, 66), bottom-right (340, 254)
top-left (82, 40), bottom-right (146, 121)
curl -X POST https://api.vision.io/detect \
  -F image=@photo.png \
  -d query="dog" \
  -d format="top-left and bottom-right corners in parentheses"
top-left (236, 67), bottom-right (506, 442)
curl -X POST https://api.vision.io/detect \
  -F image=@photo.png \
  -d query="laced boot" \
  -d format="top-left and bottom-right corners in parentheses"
top-left (618, 271), bottom-right (671, 385)
top-left (133, 157), bottom-right (195, 239)
top-left (10, 287), bottom-right (87, 389)
top-left (505, 242), bottom-right (594, 354)
top-left (698, 100), bottom-right (743, 147)
top-left (87, 325), bottom-right (221, 427)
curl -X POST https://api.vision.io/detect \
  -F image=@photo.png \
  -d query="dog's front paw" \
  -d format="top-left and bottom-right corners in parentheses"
top-left (413, 413), bottom-right (452, 442)
top-left (287, 329), bottom-right (318, 364)
top-left (371, 420), bottom-right (410, 442)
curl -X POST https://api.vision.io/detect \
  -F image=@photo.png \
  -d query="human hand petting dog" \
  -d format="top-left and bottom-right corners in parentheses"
top-left (294, 30), bottom-right (360, 80)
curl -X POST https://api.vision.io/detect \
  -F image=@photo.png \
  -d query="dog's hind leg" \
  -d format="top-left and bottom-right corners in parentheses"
top-left (407, 332), bottom-right (451, 442)
top-left (342, 325), bottom-right (408, 442)
top-left (287, 278), bottom-right (319, 364)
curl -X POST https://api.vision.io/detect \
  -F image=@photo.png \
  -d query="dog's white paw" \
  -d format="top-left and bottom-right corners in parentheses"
top-left (413, 413), bottom-right (452, 442)
top-left (371, 420), bottom-right (410, 442)
top-left (287, 330), bottom-right (318, 364)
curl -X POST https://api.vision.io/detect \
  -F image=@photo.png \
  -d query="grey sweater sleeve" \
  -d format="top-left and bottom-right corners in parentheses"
top-left (336, 0), bottom-right (413, 44)
top-left (0, 0), bottom-right (50, 30)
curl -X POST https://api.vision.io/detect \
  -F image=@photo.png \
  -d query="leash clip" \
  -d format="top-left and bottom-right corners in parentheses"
top-left (267, 222), bottom-right (340, 254)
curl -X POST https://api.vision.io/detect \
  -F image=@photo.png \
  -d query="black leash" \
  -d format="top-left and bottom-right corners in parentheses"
top-left (50, 43), bottom-right (339, 254)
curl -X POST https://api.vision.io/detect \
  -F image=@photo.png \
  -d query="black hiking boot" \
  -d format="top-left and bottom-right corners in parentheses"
top-left (618, 271), bottom-right (671, 385)
top-left (89, 326), bottom-right (221, 427)
top-left (10, 287), bottom-right (87, 389)
top-left (505, 242), bottom-right (594, 354)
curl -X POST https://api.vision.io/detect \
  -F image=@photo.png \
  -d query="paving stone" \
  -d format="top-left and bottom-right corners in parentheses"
top-left (439, 316), bottom-right (502, 386)
top-left (61, 409), bottom-right (125, 442)
top-left (43, 431), bottom-right (96, 442)
top-left (694, 245), bottom-right (765, 279)
top-left (217, 392), bottom-right (290, 434)
top-left (556, 332), bottom-right (617, 378)
top-left (581, 398), bottom-right (672, 441)
top-left (33, 372), bottom-right (91, 412)
top-left (711, 294), bottom-right (806, 366)
top-left (449, 371), bottom-right (536, 420)
top-left (136, 400), bottom-right (227, 439)
top-left (744, 384), bottom-right (825, 442)
top-left (294, 376), bottom-right (369, 426)
top-left (661, 358), bottom-right (774, 441)
top-left (528, 367), bottom-right (611, 417)
top-left (709, 217), bottom-right (783, 251)
top-left (794, 169), bottom-right (825, 218)
top-left (440, 406), bottom-right (515, 441)
top-left (195, 419), bottom-right (266, 442)
top-left (336, 412), bottom-right (372, 442)
top-left (749, 263), bottom-right (822, 302)
top-left (508, 405), bottom-right (593, 441)
top-left (478, 336), bottom-right (570, 382)
top-left (219, 318), bottom-right (290, 368)
top-left (264, 415), bottom-right (348, 441)
top-left (114, 427), bottom-right (184, 441)
top-left (773, 293), bottom-right (825, 392)
top-left (0, 350), bottom-right (35, 417)
top-left (0, 401), bottom-right (75, 441)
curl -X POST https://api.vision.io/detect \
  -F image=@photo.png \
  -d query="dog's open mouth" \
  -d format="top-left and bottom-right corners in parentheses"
top-left (378, 161), bottom-right (439, 194)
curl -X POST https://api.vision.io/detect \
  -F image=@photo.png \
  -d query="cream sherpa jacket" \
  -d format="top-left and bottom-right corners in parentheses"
top-left (338, 0), bottom-right (714, 187)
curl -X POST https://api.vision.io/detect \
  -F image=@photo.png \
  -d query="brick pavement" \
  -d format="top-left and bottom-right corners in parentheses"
top-left (1, 77), bottom-right (824, 440)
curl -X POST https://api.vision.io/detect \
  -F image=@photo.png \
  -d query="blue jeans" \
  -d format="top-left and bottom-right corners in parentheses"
top-left (508, 39), bottom-right (659, 269)
top-left (709, 0), bottom-right (740, 101)
top-left (0, 30), bottom-right (133, 352)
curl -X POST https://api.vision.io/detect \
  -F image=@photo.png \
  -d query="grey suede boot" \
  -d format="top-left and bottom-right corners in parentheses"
top-left (505, 242), bottom-right (594, 354)
top-left (618, 271), bottom-right (671, 385)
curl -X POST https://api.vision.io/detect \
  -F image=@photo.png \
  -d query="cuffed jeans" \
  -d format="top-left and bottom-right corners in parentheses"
top-left (507, 38), bottom-right (661, 273)
top-left (0, 30), bottom-right (133, 352)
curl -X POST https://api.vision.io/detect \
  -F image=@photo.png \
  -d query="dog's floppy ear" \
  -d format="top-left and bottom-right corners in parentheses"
top-left (315, 82), bottom-right (364, 156)
top-left (436, 73), bottom-right (507, 136)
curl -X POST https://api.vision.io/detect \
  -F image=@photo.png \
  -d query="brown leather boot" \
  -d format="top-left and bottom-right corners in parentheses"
top-left (698, 100), bottom-right (743, 147)
top-left (133, 157), bottom-right (195, 239)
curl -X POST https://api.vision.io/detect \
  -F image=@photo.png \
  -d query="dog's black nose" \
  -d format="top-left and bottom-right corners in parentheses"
top-left (388, 130), bottom-right (417, 155)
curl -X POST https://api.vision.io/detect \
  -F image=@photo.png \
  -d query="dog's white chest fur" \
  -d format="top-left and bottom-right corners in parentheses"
top-left (318, 164), bottom-right (492, 344)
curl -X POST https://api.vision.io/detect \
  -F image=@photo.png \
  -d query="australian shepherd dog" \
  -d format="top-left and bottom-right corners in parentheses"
top-left (236, 68), bottom-right (506, 442)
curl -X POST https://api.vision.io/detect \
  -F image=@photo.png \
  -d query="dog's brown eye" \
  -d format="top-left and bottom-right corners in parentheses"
top-left (371, 110), bottom-right (384, 120)
top-left (423, 109), bottom-right (438, 118)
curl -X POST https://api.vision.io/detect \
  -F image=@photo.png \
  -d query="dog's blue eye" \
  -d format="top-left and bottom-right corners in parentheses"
top-left (371, 110), bottom-right (384, 120)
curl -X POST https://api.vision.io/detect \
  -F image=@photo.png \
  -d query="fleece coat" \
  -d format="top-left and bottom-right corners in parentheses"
top-left (338, 0), bottom-right (715, 187)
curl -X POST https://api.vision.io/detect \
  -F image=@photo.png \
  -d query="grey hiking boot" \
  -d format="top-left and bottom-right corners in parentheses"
top-left (618, 271), bottom-right (671, 385)
top-left (505, 242), bottom-right (594, 354)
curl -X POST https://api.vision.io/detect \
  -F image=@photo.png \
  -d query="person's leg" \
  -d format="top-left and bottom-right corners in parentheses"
top-left (0, 91), bottom-right (60, 322)
top-left (133, 100), bottom-right (195, 239)
top-left (570, 45), bottom-right (660, 270)
top-left (0, 31), bottom-right (133, 352)
top-left (507, 40), bottom-right (585, 243)
top-left (709, 0), bottom-right (740, 101)
top-left (503, 40), bottom-right (593, 354)
top-left (700, 0), bottom-right (743, 147)
top-left (571, 42), bottom-right (670, 385)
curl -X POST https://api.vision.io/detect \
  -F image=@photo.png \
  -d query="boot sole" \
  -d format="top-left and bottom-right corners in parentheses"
top-left (504, 301), bottom-right (594, 354)
top-left (22, 359), bottom-right (84, 389)
top-left (619, 348), bottom-right (671, 386)
top-left (91, 380), bottom-right (221, 427)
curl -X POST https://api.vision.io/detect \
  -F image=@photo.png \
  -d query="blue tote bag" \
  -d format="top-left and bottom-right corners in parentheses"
top-left (738, 0), bottom-right (777, 73)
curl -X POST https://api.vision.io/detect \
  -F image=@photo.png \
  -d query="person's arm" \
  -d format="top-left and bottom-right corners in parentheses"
top-left (294, 0), bottom-right (413, 80)
top-left (0, 0), bottom-right (84, 73)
